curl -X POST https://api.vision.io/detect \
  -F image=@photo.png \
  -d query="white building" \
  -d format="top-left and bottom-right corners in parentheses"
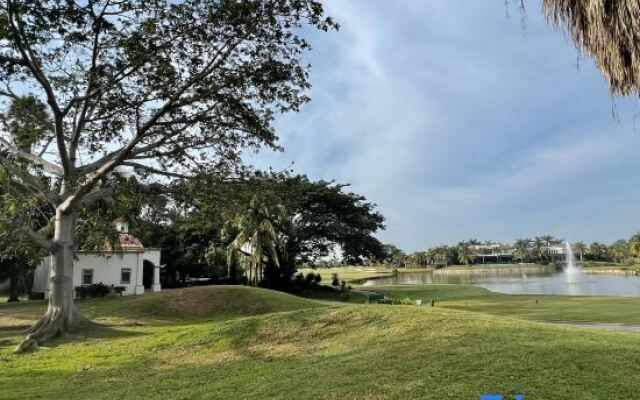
top-left (33, 218), bottom-right (162, 297)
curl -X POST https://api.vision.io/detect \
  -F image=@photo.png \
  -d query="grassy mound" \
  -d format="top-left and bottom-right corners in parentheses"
top-left (1, 304), bottom-right (640, 399)
top-left (0, 285), bottom-right (322, 329)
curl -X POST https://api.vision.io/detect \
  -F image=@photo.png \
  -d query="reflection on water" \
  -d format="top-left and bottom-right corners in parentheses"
top-left (363, 268), bottom-right (640, 297)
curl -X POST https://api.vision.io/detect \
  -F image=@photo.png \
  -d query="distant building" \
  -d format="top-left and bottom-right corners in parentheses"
top-left (469, 243), bottom-right (514, 263)
top-left (468, 242), bottom-right (567, 264)
top-left (33, 218), bottom-right (162, 298)
top-left (546, 245), bottom-right (566, 257)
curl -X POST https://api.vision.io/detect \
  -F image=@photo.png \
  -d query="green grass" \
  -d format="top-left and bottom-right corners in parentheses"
top-left (0, 286), bottom-right (322, 330)
top-left (3, 285), bottom-right (640, 399)
top-left (581, 261), bottom-right (640, 273)
top-left (369, 284), bottom-right (640, 325)
top-left (302, 288), bottom-right (368, 304)
top-left (299, 266), bottom-right (437, 284)
top-left (298, 266), bottom-right (399, 283)
top-left (369, 284), bottom-right (491, 301)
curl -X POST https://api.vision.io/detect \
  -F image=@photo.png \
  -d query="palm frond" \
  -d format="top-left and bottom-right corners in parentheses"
top-left (542, 0), bottom-right (640, 95)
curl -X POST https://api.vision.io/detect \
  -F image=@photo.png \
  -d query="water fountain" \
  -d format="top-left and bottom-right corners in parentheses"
top-left (565, 241), bottom-right (581, 285)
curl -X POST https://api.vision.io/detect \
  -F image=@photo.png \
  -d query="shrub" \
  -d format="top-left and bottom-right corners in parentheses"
top-left (28, 292), bottom-right (45, 301)
top-left (238, 276), bottom-right (249, 286)
top-left (331, 273), bottom-right (340, 287)
top-left (75, 283), bottom-right (125, 299)
top-left (392, 297), bottom-right (415, 305)
top-left (305, 273), bottom-right (316, 285)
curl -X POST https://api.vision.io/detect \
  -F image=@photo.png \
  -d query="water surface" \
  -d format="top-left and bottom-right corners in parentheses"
top-left (363, 268), bottom-right (640, 297)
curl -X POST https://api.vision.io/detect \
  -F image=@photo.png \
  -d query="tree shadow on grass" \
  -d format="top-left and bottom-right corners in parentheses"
top-left (0, 323), bottom-right (150, 354)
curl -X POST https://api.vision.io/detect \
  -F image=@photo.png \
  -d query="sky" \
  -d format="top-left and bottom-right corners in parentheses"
top-left (246, 0), bottom-right (640, 252)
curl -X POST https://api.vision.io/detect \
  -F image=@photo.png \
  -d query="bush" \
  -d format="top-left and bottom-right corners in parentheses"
top-left (305, 273), bottom-right (316, 285)
top-left (331, 273), bottom-right (340, 287)
top-left (238, 276), bottom-right (249, 285)
top-left (392, 297), bottom-right (415, 305)
top-left (28, 292), bottom-right (45, 301)
top-left (75, 283), bottom-right (125, 299)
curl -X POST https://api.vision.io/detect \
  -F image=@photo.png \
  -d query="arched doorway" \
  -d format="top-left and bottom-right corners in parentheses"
top-left (143, 260), bottom-right (155, 290)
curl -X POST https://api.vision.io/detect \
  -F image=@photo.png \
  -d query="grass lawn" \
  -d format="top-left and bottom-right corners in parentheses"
top-left (298, 266), bottom-right (400, 283)
top-left (302, 288), bottom-right (368, 304)
top-left (581, 261), bottom-right (640, 274)
top-left (2, 285), bottom-right (640, 399)
top-left (370, 284), bottom-right (640, 325)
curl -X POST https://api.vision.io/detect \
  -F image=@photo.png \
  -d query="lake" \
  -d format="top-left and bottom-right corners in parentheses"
top-left (362, 268), bottom-right (640, 297)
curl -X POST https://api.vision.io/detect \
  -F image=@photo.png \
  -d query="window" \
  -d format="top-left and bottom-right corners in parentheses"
top-left (121, 268), bottom-right (132, 285)
top-left (82, 269), bottom-right (93, 286)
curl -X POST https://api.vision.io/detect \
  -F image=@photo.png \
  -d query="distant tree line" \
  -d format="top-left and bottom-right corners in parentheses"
top-left (381, 233), bottom-right (640, 269)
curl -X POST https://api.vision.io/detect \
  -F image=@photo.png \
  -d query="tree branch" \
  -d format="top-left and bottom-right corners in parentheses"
top-left (6, 0), bottom-right (71, 174)
top-left (121, 162), bottom-right (192, 179)
top-left (79, 187), bottom-right (116, 207)
top-left (20, 226), bottom-right (56, 251)
top-left (0, 136), bottom-right (64, 176)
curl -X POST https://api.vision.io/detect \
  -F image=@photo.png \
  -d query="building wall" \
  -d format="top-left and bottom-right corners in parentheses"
top-left (74, 253), bottom-right (143, 295)
top-left (34, 250), bottom-right (161, 297)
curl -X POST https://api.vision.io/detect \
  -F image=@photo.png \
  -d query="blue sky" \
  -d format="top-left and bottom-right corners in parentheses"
top-left (246, 0), bottom-right (640, 252)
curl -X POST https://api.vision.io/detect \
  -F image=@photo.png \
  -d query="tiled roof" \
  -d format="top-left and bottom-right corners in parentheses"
top-left (118, 233), bottom-right (144, 249)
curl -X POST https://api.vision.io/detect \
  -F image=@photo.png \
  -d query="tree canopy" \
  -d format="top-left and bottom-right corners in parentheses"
top-left (0, 0), bottom-right (337, 351)
top-left (178, 173), bottom-right (386, 288)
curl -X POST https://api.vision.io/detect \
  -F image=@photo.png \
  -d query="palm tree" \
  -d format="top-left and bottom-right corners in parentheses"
top-left (426, 247), bottom-right (437, 267)
top-left (628, 233), bottom-right (640, 259)
top-left (589, 242), bottom-right (607, 261)
top-left (533, 237), bottom-right (546, 263)
top-left (573, 241), bottom-right (587, 262)
top-left (227, 196), bottom-right (288, 286)
top-left (434, 246), bottom-right (450, 268)
top-left (457, 243), bottom-right (474, 266)
top-left (541, 235), bottom-right (554, 246)
top-left (513, 239), bottom-right (530, 263)
top-left (610, 240), bottom-right (629, 264)
top-left (542, 0), bottom-right (640, 96)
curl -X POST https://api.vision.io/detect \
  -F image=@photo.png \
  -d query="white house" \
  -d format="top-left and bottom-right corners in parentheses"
top-left (33, 218), bottom-right (162, 297)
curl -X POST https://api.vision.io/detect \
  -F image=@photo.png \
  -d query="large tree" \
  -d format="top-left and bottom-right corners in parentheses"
top-left (0, 0), bottom-right (336, 352)
top-left (181, 173), bottom-right (385, 288)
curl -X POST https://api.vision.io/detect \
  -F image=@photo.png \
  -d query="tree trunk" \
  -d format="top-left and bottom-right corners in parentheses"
top-left (7, 273), bottom-right (21, 303)
top-left (16, 209), bottom-right (90, 352)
